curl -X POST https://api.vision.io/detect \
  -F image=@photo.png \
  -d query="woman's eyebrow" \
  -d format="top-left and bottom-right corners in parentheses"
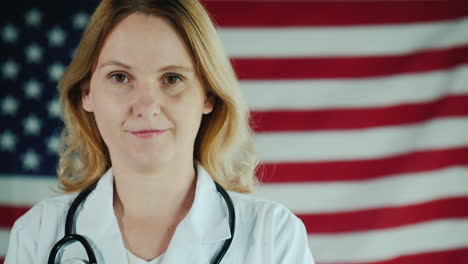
top-left (98, 61), bottom-right (194, 73)
top-left (99, 60), bottom-right (131, 69)
top-left (158, 65), bottom-right (194, 73)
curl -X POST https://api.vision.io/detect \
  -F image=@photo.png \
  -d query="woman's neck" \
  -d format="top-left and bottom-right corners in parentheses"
top-left (111, 160), bottom-right (197, 222)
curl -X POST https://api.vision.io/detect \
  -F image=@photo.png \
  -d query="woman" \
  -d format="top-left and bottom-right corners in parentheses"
top-left (5, 0), bottom-right (314, 263)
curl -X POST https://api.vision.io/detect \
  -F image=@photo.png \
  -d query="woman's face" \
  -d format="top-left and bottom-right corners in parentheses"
top-left (82, 13), bottom-right (213, 170)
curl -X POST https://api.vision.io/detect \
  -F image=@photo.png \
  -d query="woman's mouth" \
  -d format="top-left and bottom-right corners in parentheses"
top-left (130, 129), bottom-right (166, 139)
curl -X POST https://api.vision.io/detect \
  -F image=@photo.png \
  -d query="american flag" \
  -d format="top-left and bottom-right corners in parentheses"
top-left (1, 1), bottom-right (468, 263)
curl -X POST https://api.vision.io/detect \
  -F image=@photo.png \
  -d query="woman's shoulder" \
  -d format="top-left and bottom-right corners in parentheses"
top-left (229, 190), bottom-right (293, 213)
top-left (228, 190), bottom-right (314, 263)
top-left (5, 193), bottom-right (80, 262)
top-left (228, 190), bottom-right (302, 227)
top-left (12, 193), bottom-right (77, 233)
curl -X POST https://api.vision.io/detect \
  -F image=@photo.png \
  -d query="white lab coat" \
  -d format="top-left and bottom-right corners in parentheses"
top-left (5, 163), bottom-right (315, 264)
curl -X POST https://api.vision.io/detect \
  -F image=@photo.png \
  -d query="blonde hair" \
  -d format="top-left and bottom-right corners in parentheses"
top-left (57, 0), bottom-right (259, 194)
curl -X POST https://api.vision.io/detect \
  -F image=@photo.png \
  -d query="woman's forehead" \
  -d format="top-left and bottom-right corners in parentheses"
top-left (96, 13), bottom-right (194, 71)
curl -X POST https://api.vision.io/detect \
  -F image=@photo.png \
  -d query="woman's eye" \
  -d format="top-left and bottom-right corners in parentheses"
top-left (164, 74), bottom-right (182, 85)
top-left (110, 73), bottom-right (129, 83)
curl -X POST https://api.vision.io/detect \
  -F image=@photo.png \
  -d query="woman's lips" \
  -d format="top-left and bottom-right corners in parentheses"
top-left (130, 129), bottom-right (166, 139)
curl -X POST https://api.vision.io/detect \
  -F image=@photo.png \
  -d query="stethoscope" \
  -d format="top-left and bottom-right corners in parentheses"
top-left (47, 180), bottom-right (236, 264)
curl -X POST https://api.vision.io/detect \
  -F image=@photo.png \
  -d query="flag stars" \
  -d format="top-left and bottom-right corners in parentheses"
top-left (2, 24), bottom-right (19, 43)
top-left (48, 26), bottom-right (66, 47)
top-left (22, 149), bottom-right (41, 171)
top-left (48, 98), bottom-right (60, 118)
top-left (2, 96), bottom-right (19, 116)
top-left (48, 62), bottom-right (65, 82)
top-left (47, 135), bottom-right (60, 154)
top-left (0, 130), bottom-right (17, 152)
top-left (24, 79), bottom-right (43, 99)
top-left (2, 59), bottom-right (20, 80)
top-left (73, 12), bottom-right (90, 29)
top-left (23, 114), bottom-right (42, 135)
top-left (25, 43), bottom-right (43, 63)
top-left (25, 9), bottom-right (43, 27)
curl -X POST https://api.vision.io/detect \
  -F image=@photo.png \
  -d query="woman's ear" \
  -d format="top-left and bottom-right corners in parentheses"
top-left (81, 80), bottom-right (94, 112)
top-left (202, 94), bottom-right (215, 115)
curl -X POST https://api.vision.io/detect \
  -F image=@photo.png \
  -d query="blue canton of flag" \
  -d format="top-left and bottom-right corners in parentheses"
top-left (1, 2), bottom-right (96, 176)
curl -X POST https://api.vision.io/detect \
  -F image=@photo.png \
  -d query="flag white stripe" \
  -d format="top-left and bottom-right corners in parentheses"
top-left (255, 117), bottom-right (468, 162)
top-left (254, 166), bottom-right (468, 213)
top-left (0, 176), bottom-right (58, 206)
top-left (308, 219), bottom-right (468, 263)
top-left (219, 17), bottom-right (468, 57)
top-left (2, 166), bottom-right (467, 214)
top-left (242, 65), bottom-right (468, 111)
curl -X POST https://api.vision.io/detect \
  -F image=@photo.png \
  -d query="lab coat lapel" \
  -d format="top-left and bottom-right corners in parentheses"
top-left (162, 164), bottom-right (232, 263)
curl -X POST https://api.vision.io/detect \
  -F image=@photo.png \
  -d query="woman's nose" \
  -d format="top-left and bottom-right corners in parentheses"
top-left (131, 84), bottom-right (162, 118)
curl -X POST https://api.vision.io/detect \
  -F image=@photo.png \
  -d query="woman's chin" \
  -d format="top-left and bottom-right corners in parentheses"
top-left (128, 150), bottom-right (174, 169)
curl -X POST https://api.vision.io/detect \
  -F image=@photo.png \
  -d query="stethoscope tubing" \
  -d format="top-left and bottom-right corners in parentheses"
top-left (48, 181), bottom-right (99, 264)
top-left (212, 182), bottom-right (236, 264)
top-left (48, 180), bottom-right (235, 264)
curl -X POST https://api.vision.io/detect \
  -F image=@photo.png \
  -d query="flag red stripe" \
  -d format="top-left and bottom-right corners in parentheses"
top-left (251, 95), bottom-right (468, 132)
top-left (320, 248), bottom-right (468, 264)
top-left (258, 146), bottom-right (468, 183)
top-left (0, 204), bottom-right (29, 229)
top-left (202, 1), bottom-right (468, 27)
top-left (298, 197), bottom-right (468, 234)
top-left (233, 45), bottom-right (468, 80)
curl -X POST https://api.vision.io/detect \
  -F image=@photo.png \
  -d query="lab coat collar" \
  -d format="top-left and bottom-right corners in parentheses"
top-left (69, 162), bottom-right (232, 262)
